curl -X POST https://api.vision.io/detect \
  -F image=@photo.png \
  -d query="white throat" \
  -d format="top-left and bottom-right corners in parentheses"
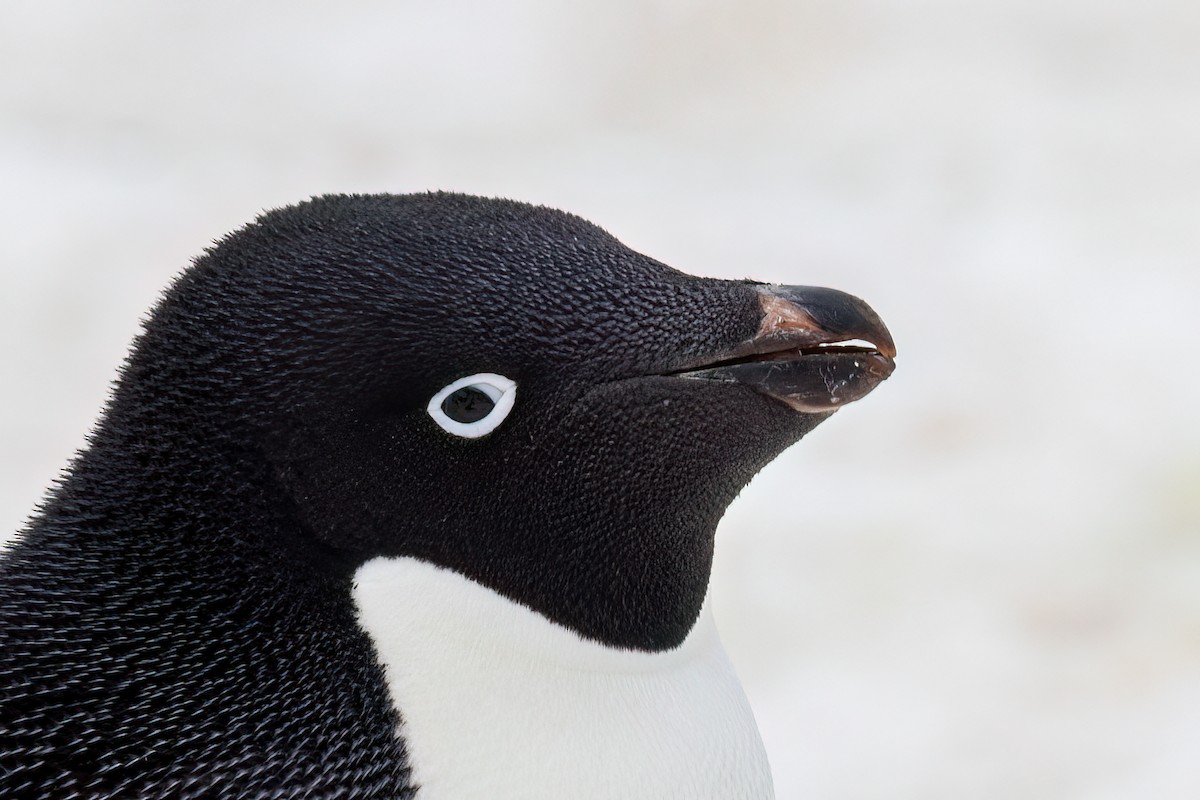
top-left (352, 556), bottom-right (774, 800)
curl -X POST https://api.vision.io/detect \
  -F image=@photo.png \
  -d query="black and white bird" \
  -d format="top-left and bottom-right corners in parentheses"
top-left (0, 193), bottom-right (895, 799)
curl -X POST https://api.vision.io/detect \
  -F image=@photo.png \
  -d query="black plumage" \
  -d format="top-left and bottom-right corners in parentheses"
top-left (0, 193), bottom-right (894, 797)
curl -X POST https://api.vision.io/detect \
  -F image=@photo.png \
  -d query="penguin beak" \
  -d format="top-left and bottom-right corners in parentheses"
top-left (673, 285), bottom-right (897, 413)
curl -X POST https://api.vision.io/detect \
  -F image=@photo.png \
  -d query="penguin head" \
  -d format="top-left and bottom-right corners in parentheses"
top-left (115, 193), bottom-right (894, 650)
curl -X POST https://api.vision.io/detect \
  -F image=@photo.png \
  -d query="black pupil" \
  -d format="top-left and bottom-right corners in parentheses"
top-left (441, 386), bottom-right (496, 424)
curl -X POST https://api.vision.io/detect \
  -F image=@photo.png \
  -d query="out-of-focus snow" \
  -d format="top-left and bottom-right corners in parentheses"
top-left (2, 2), bottom-right (1197, 797)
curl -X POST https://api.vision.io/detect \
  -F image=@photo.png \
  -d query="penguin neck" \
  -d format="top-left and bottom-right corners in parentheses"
top-left (405, 514), bottom-right (719, 653)
top-left (39, 405), bottom-right (356, 591)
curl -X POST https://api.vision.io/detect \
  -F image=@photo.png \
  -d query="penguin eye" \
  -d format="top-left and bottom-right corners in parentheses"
top-left (427, 373), bottom-right (517, 439)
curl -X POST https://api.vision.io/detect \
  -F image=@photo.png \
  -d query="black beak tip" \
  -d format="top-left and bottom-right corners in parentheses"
top-left (762, 284), bottom-right (896, 359)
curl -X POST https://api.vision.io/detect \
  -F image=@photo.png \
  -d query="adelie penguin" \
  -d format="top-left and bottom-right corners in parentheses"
top-left (0, 193), bottom-right (896, 799)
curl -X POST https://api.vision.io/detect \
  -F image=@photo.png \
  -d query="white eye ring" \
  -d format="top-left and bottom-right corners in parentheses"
top-left (427, 373), bottom-right (518, 439)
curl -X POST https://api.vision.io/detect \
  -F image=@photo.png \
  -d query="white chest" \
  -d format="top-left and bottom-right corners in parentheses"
top-left (352, 557), bottom-right (774, 800)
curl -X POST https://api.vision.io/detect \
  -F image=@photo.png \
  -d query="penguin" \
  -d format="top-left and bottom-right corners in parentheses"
top-left (0, 193), bottom-right (896, 799)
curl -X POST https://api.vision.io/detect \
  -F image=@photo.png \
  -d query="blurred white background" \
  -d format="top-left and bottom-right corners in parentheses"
top-left (2, 1), bottom-right (1198, 797)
